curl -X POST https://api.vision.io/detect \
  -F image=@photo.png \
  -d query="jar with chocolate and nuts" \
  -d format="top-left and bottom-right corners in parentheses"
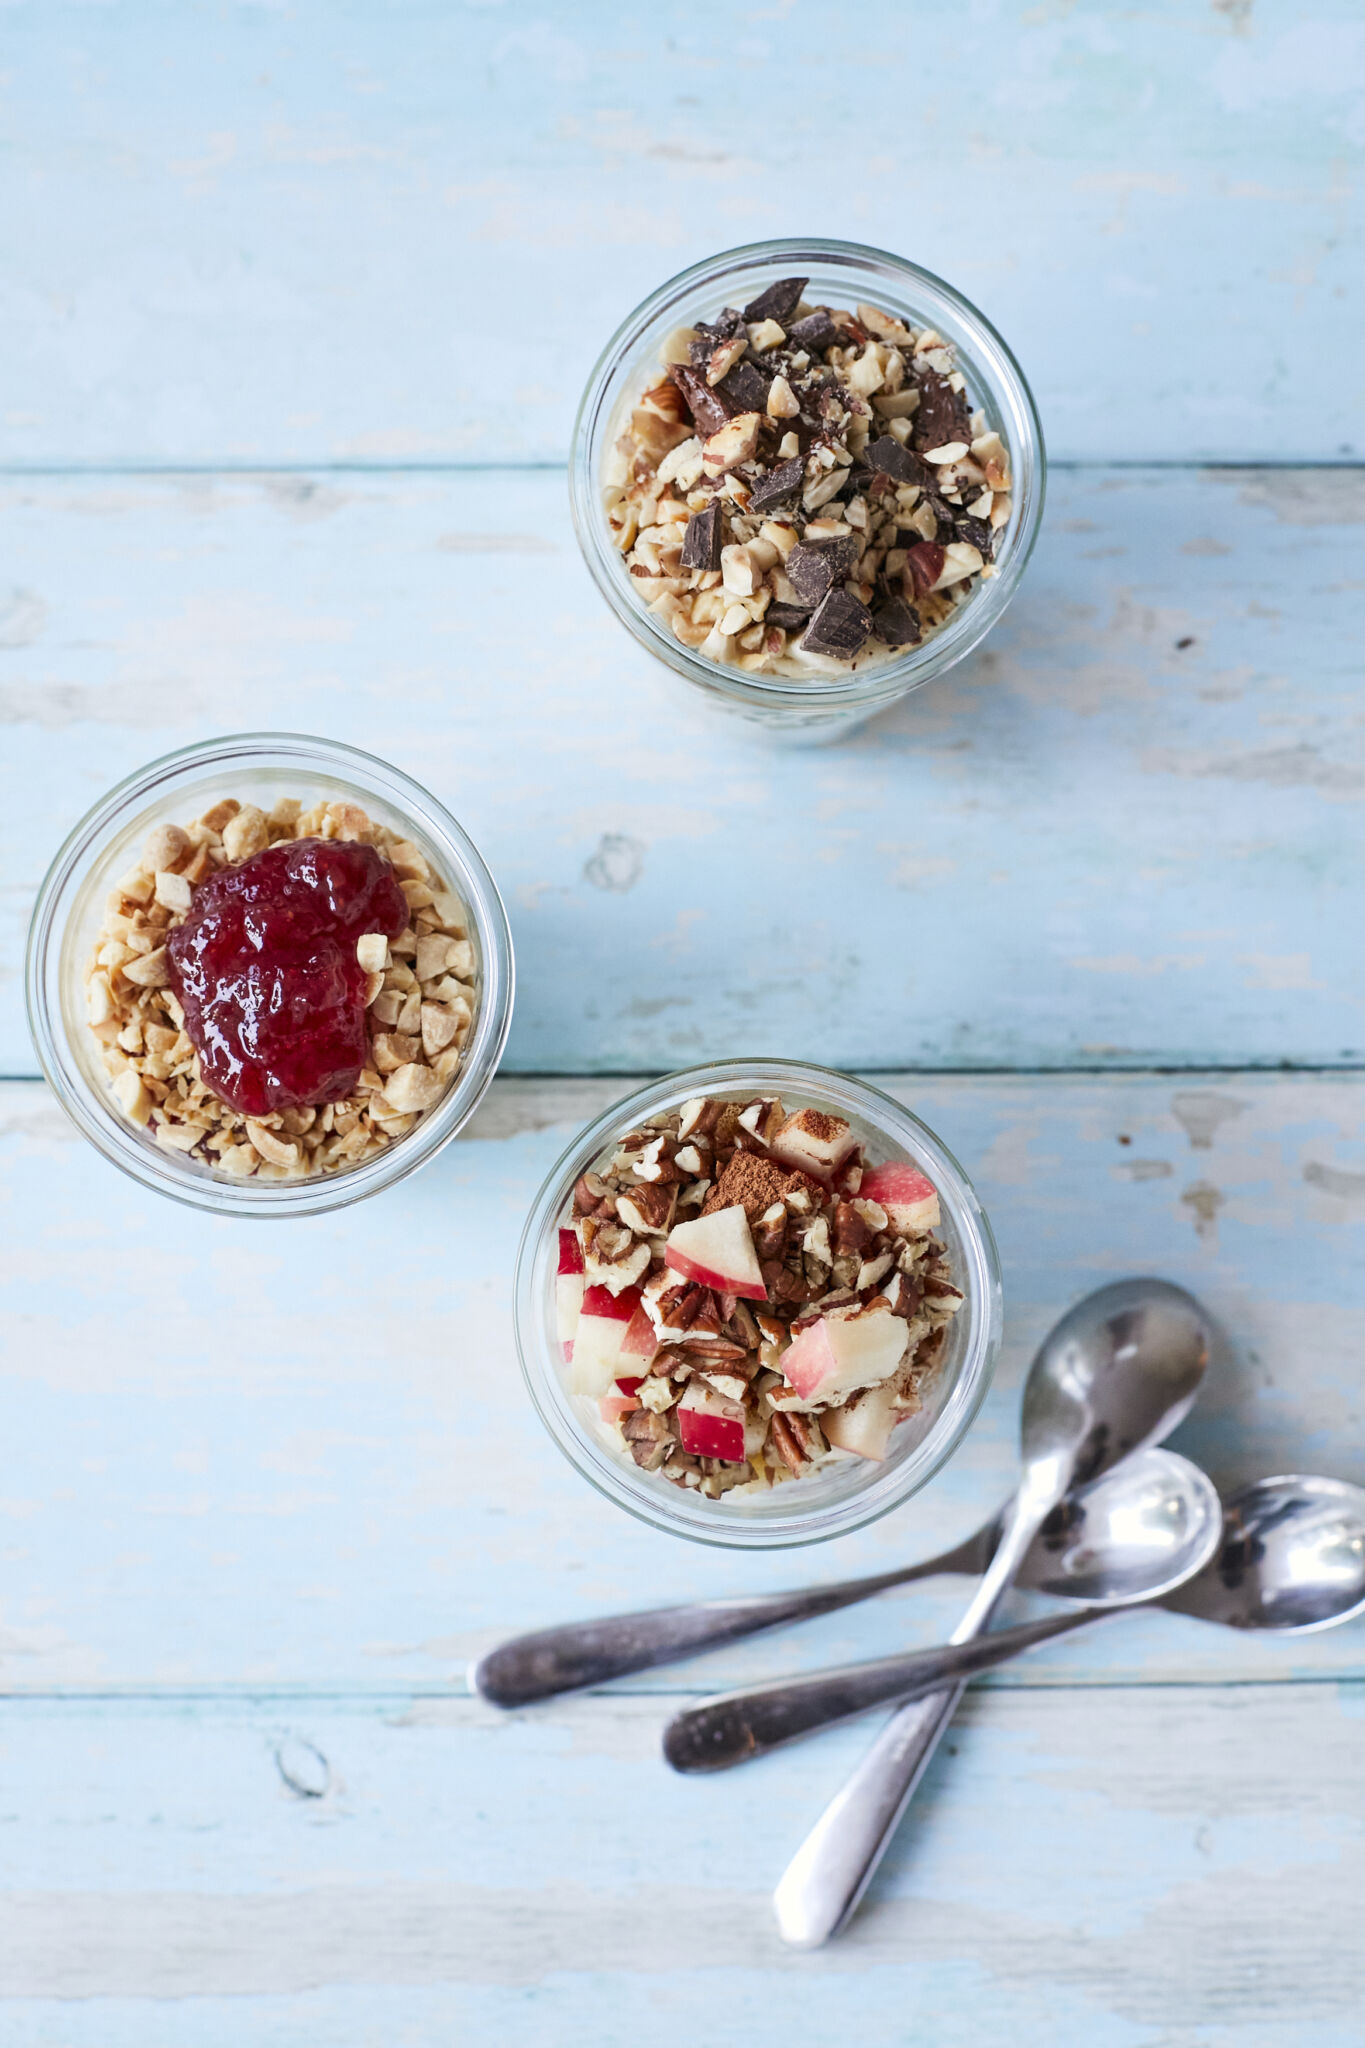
top-left (572, 239), bottom-right (1044, 741)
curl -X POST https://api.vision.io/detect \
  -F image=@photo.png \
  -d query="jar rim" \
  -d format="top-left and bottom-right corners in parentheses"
top-left (25, 730), bottom-right (515, 1218)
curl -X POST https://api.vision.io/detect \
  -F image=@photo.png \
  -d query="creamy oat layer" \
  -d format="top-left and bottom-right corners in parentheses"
top-left (84, 797), bottom-right (476, 1179)
top-left (556, 1092), bottom-right (963, 1498)
top-left (605, 274), bottom-right (1012, 680)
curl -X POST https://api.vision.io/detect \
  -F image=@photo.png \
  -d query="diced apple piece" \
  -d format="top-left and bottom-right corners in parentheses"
top-left (599, 1391), bottom-right (643, 1426)
top-left (858, 1162), bottom-right (941, 1234)
top-left (557, 1227), bottom-right (584, 1276)
top-left (677, 1382), bottom-right (747, 1463)
top-left (570, 1284), bottom-right (644, 1396)
top-left (823, 1381), bottom-right (901, 1462)
top-left (556, 1227), bottom-right (586, 1360)
top-left (768, 1107), bottom-right (857, 1183)
top-left (780, 1301), bottom-right (909, 1405)
top-left (665, 1204), bottom-right (766, 1301)
top-left (620, 1299), bottom-right (659, 1360)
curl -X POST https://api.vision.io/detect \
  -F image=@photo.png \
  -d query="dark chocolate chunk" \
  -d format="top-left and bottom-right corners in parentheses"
top-left (801, 588), bottom-right (873, 660)
top-left (718, 359), bottom-right (772, 414)
top-left (865, 435), bottom-right (931, 488)
top-left (742, 276), bottom-right (807, 325)
top-left (747, 455), bottom-right (806, 514)
top-left (912, 371), bottom-right (972, 454)
top-left (787, 309), bottom-right (838, 355)
top-left (871, 597), bottom-right (921, 649)
top-left (694, 308), bottom-right (745, 341)
top-left (680, 502), bottom-right (723, 572)
top-left (667, 364), bottom-right (735, 440)
top-left (786, 534), bottom-right (859, 607)
top-left (765, 601), bottom-right (813, 632)
top-left (955, 515), bottom-right (995, 560)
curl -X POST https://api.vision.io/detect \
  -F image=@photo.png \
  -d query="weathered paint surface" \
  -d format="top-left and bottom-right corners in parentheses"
top-left (4, 5), bottom-right (1364, 2038)
top-left (1, 1), bottom-right (1362, 465)
top-left (1, 1686), bottom-right (1362, 2045)
top-left (3, 467), bottom-right (1363, 1075)
top-left (1, 1073), bottom-right (1362, 1694)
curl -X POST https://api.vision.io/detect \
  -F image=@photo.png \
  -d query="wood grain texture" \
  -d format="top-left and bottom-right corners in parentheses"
top-left (1, 1), bottom-right (1362, 466)
top-left (4, 465), bottom-right (1363, 1076)
top-left (0, 1684), bottom-right (1362, 2044)
top-left (2, 1072), bottom-right (1362, 1694)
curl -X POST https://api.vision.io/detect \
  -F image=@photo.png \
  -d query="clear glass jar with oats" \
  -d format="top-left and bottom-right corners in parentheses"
top-left (516, 1060), bottom-right (1001, 1548)
top-left (26, 734), bottom-right (514, 1216)
top-left (571, 239), bottom-right (1044, 742)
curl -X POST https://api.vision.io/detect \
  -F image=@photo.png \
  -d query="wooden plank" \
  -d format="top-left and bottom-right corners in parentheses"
top-left (3, 465), bottom-right (1363, 1076)
top-left (2, 1072), bottom-right (1363, 1693)
top-left (2, 2), bottom-right (1362, 465)
top-left (0, 1682), bottom-right (1360, 2043)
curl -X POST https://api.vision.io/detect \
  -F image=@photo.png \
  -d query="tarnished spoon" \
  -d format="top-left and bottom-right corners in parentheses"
top-left (667, 1472), bottom-right (1365, 1773)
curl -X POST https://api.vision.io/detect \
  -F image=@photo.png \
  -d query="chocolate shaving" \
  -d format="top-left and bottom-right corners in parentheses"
top-left (746, 455), bottom-right (806, 515)
top-left (955, 515), bottom-right (995, 559)
top-left (871, 597), bottom-right (921, 649)
top-left (865, 435), bottom-right (931, 488)
top-left (801, 587), bottom-right (873, 660)
top-left (787, 309), bottom-right (837, 355)
top-left (911, 371), bottom-right (972, 454)
top-left (742, 276), bottom-right (807, 325)
top-left (718, 359), bottom-right (772, 414)
top-left (680, 501), bottom-right (723, 571)
top-left (667, 364), bottom-right (734, 439)
top-left (786, 534), bottom-right (858, 607)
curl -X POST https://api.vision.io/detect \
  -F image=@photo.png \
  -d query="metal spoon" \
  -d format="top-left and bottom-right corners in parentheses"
top-left (473, 1439), bottom-right (1201, 1708)
top-left (773, 1277), bottom-right (1212, 1949)
top-left (667, 1472), bottom-right (1365, 1773)
top-left (664, 1446), bottom-right (1221, 1771)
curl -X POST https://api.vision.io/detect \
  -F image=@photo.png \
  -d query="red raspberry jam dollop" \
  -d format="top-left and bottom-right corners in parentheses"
top-left (166, 837), bottom-right (409, 1117)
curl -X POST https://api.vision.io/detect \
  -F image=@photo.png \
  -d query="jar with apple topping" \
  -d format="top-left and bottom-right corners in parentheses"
top-left (516, 1060), bottom-right (1000, 1548)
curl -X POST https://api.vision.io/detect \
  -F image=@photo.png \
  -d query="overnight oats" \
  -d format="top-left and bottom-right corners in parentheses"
top-left (83, 795), bottom-right (476, 1180)
top-left (518, 1063), bottom-right (1001, 1544)
top-left (571, 240), bottom-right (1044, 734)
top-left (27, 734), bottom-right (514, 1215)
top-left (605, 276), bottom-right (1010, 678)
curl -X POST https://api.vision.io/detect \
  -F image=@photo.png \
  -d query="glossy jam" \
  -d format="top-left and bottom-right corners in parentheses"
top-left (166, 837), bottom-right (409, 1116)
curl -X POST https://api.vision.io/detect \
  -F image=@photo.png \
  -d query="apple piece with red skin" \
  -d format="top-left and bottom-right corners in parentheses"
top-left (620, 1300), bottom-right (659, 1361)
top-left (823, 1380), bottom-right (902, 1461)
top-left (556, 1230), bottom-right (586, 1360)
top-left (780, 1300), bottom-right (909, 1405)
top-left (570, 1284), bottom-right (645, 1396)
top-left (676, 1382), bottom-right (748, 1463)
top-left (599, 1389), bottom-right (644, 1426)
top-left (665, 1204), bottom-right (766, 1302)
top-left (768, 1107), bottom-right (858, 1184)
top-left (857, 1161), bottom-right (941, 1234)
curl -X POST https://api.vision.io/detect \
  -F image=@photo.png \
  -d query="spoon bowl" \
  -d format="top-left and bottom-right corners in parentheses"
top-left (1163, 1473), bottom-right (1365, 1633)
top-left (1020, 1446), bottom-right (1222, 1606)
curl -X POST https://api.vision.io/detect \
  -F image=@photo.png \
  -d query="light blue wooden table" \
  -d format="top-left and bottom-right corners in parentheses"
top-left (2, 6), bottom-right (1363, 2042)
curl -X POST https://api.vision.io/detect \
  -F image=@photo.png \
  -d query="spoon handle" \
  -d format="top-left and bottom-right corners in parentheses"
top-left (665, 1605), bottom-right (1107, 1772)
top-left (774, 1484), bottom-right (1056, 1949)
top-left (472, 1525), bottom-right (996, 1706)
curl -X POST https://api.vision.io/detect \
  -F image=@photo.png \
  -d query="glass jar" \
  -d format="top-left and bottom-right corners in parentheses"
top-left (515, 1059), bottom-right (1001, 1548)
top-left (26, 732), bottom-right (514, 1217)
top-left (570, 237), bottom-right (1044, 743)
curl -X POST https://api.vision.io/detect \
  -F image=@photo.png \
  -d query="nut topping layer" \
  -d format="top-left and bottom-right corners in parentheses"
top-left (85, 796), bottom-right (478, 1180)
top-left (556, 1092), bottom-right (963, 1497)
top-left (603, 276), bottom-right (1012, 681)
